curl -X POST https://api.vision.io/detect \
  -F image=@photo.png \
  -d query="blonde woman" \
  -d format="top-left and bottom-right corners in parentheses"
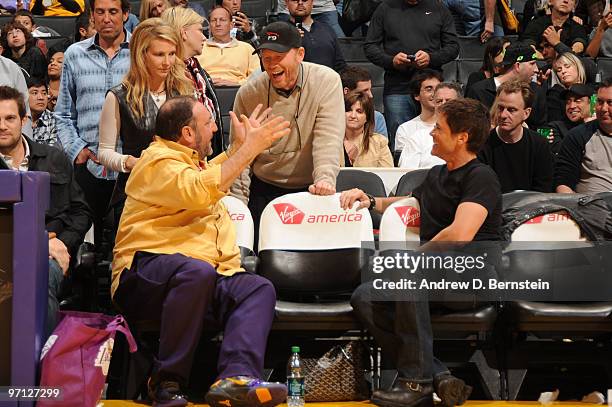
top-left (161, 6), bottom-right (225, 153)
top-left (139, 0), bottom-right (170, 21)
top-left (97, 18), bottom-right (193, 209)
top-left (547, 52), bottom-right (588, 122)
top-left (343, 93), bottom-right (393, 167)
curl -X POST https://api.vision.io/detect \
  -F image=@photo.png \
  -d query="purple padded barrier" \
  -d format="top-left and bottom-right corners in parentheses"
top-left (0, 171), bottom-right (49, 407)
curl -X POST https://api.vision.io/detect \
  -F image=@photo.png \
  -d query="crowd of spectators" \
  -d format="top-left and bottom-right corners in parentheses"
top-left (0, 0), bottom-right (611, 403)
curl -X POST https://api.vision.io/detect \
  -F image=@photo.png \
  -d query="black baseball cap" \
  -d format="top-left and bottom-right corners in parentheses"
top-left (562, 83), bottom-right (595, 99)
top-left (502, 42), bottom-right (540, 65)
top-left (253, 21), bottom-right (302, 54)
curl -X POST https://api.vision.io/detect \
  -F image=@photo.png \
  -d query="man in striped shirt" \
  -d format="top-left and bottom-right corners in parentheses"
top-left (55, 0), bottom-right (131, 247)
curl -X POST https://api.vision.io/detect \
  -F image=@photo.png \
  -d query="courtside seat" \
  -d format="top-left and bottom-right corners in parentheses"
top-left (394, 168), bottom-right (429, 196)
top-left (442, 60), bottom-right (458, 83)
top-left (33, 16), bottom-right (77, 38)
top-left (501, 191), bottom-right (612, 400)
top-left (215, 85), bottom-right (240, 116)
top-left (596, 58), bottom-right (612, 77)
top-left (336, 169), bottom-right (386, 230)
top-left (241, 0), bottom-right (269, 17)
top-left (457, 58), bottom-right (482, 87)
top-left (257, 192), bottom-right (375, 331)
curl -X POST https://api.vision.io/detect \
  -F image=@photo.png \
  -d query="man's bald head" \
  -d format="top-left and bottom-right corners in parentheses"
top-left (155, 96), bottom-right (198, 142)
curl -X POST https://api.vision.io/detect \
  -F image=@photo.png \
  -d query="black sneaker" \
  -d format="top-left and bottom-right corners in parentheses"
top-left (205, 376), bottom-right (287, 407)
top-left (147, 378), bottom-right (189, 407)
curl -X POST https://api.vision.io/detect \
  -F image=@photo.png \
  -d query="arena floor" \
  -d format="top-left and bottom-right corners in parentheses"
top-left (100, 402), bottom-right (605, 406)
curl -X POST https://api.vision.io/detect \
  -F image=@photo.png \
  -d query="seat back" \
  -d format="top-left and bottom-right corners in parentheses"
top-left (379, 197), bottom-right (421, 242)
top-left (394, 169), bottom-right (429, 196)
top-left (337, 169), bottom-right (386, 229)
top-left (510, 211), bottom-right (587, 242)
top-left (258, 192), bottom-right (374, 298)
top-left (221, 195), bottom-right (254, 253)
top-left (338, 37), bottom-right (367, 61)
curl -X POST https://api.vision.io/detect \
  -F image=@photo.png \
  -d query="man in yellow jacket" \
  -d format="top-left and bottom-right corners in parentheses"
top-left (112, 95), bottom-right (290, 407)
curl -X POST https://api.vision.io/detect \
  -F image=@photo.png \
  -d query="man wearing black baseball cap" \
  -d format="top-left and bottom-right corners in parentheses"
top-left (466, 42), bottom-right (548, 128)
top-left (230, 21), bottom-right (344, 240)
top-left (545, 83), bottom-right (596, 153)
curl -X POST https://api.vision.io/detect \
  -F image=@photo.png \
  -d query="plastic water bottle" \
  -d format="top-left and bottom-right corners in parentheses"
top-left (287, 346), bottom-right (305, 407)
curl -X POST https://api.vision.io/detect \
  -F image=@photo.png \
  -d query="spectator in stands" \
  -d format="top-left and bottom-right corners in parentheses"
top-left (585, 11), bottom-right (612, 57)
top-left (74, 10), bottom-right (96, 42)
top-left (162, 6), bottom-right (226, 155)
top-left (547, 52), bottom-right (588, 122)
top-left (123, 7), bottom-right (140, 33)
top-left (442, 0), bottom-right (502, 41)
top-left (55, 0), bottom-right (131, 248)
top-left (340, 65), bottom-right (388, 137)
top-left (112, 95), bottom-right (289, 407)
top-left (466, 42), bottom-right (547, 128)
top-left (343, 92), bottom-right (392, 167)
top-left (364, 0), bottom-right (459, 151)
top-left (98, 19), bottom-right (193, 216)
top-left (12, 10), bottom-right (49, 55)
top-left (521, 0), bottom-right (588, 55)
top-left (0, 54), bottom-right (32, 138)
top-left (46, 40), bottom-right (69, 111)
top-left (398, 81), bottom-right (460, 169)
top-left (230, 22), bottom-right (344, 238)
top-left (198, 6), bottom-right (260, 86)
top-left (546, 83), bottom-right (596, 153)
top-left (277, 0), bottom-right (344, 38)
top-left (139, 0), bottom-right (169, 20)
top-left (341, 98), bottom-right (499, 407)
top-left (1, 21), bottom-right (47, 80)
top-left (286, 0), bottom-right (346, 72)
top-left (478, 79), bottom-right (553, 192)
top-left (168, 0), bottom-right (206, 16)
top-left (395, 69), bottom-right (442, 153)
top-left (27, 77), bottom-right (59, 146)
top-left (0, 85), bottom-right (91, 336)
top-left (29, 0), bottom-right (85, 16)
top-left (554, 78), bottom-right (612, 193)
top-left (575, 0), bottom-right (604, 33)
top-left (220, 0), bottom-right (259, 48)
top-left (465, 37), bottom-right (510, 95)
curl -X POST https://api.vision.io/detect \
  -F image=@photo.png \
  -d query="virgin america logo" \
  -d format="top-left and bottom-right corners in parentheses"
top-left (394, 206), bottom-right (420, 227)
top-left (273, 203), bottom-right (305, 224)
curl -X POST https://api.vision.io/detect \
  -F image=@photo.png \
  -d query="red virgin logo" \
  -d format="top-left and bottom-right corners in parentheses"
top-left (394, 206), bottom-right (420, 227)
top-left (273, 203), bottom-right (305, 225)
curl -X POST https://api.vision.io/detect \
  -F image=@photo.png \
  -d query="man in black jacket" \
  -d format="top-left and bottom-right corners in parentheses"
top-left (364, 0), bottom-right (459, 151)
top-left (0, 86), bottom-right (91, 334)
top-left (545, 83), bottom-right (595, 154)
top-left (555, 78), bottom-right (612, 193)
top-left (478, 79), bottom-right (554, 193)
top-left (466, 42), bottom-right (548, 128)
top-left (286, 0), bottom-right (346, 72)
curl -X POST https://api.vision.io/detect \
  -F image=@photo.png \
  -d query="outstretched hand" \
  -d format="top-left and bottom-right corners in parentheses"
top-left (229, 104), bottom-right (273, 151)
top-left (240, 112), bottom-right (290, 153)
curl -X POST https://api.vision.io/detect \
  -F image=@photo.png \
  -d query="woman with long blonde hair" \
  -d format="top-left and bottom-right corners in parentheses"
top-left (98, 18), bottom-right (193, 209)
top-left (547, 52), bottom-right (590, 122)
top-left (140, 0), bottom-right (170, 21)
top-left (162, 6), bottom-right (226, 154)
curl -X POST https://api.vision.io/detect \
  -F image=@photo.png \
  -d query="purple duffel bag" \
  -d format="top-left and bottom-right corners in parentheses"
top-left (38, 311), bottom-right (137, 407)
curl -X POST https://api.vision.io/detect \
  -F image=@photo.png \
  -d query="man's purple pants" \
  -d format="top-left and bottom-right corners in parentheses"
top-left (114, 252), bottom-right (276, 385)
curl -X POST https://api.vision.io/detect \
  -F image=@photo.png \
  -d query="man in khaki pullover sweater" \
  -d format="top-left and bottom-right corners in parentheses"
top-left (230, 21), bottom-right (344, 241)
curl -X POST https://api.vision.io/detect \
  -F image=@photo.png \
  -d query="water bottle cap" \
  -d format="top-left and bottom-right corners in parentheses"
top-left (291, 346), bottom-right (300, 353)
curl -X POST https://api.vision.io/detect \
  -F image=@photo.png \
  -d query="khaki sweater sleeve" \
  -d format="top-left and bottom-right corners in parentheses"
top-left (311, 72), bottom-right (344, 187)
top-left (229, 87), bottom-right (252, 205)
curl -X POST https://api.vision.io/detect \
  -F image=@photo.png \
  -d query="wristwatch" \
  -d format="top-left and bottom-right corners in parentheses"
top-left (365, 193), bottom-right (376, 210)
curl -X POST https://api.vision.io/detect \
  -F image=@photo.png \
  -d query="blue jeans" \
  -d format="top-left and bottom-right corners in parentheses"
top-left (383, 94), bottom-right (418, 152)
top-left (442, 0), bottom-right (504, 36)
top-left (47, 259), bottom-right (64, 337)
top-left (313, 11), bottom-right (345, 37)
